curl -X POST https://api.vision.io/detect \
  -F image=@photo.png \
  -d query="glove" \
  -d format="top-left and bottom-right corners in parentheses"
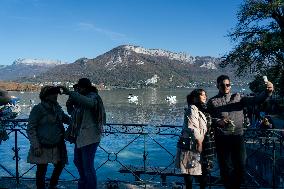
top-left (33, 147), bottom-right (43, 157)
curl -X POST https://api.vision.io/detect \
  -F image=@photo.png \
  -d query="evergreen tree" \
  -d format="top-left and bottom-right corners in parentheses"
top-left (222, 0), bottom-right (284, 93)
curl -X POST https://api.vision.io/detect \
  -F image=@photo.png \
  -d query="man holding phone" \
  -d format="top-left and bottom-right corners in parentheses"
top-left (207, 75), bottom-right (274, 189)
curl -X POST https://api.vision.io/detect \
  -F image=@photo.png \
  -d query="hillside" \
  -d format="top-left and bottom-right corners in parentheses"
top-left (20, 45), bottom-right (235, 87)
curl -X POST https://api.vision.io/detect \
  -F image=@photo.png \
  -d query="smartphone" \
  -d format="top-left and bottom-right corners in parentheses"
top-left (263, 76), bottom-right (268, 84)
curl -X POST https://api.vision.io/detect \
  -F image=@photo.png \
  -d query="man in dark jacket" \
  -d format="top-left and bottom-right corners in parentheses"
top-left (207, 75), bottom-right (274, 189)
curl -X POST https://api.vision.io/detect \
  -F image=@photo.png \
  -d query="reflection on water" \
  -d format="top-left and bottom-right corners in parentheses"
top-left (10, 87), bottom-right (226, 124)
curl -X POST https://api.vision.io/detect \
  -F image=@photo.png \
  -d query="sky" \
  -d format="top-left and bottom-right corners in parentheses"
top-left (0, 0), bottom-right (243, 65)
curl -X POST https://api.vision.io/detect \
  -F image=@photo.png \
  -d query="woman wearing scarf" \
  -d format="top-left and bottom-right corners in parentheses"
top-left (60, 78), bottom-right (105, 189)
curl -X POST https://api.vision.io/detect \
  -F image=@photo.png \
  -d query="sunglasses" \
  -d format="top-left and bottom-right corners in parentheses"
top-left (220, 83), bottom-right (231, 88)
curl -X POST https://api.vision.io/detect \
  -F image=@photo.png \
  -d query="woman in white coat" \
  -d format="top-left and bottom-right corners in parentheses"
top-left (176, 89), bottom-right (208, 189)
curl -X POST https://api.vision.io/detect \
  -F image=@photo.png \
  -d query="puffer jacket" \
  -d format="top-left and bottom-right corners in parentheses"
top-left (27, 102), bottom-right (70, 164)
top-left (207, 91), bottom-right (271, 136)
top-left (68, 91), bottom-right (105, 148)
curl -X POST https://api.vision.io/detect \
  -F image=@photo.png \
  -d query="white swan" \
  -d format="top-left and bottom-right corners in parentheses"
top-left (165, 95), bottom-right (177, 105)
top-left (128, 94), bottom-right (138, 104)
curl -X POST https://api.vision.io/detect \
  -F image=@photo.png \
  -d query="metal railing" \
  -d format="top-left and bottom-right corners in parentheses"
top-left (0, 119), bottom-right (284, 188)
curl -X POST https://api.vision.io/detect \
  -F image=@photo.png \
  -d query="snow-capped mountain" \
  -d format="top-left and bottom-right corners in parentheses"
top-left (0, 65), bottom-right (7, 69)
top-left (13, 58), bottom-right (64, 66)
top-left (123, 45), bottom-right (195, 63)
top-left (23, 45), bottom-right (234, 87)
top-left (0, 58), bottom-right (67, 80)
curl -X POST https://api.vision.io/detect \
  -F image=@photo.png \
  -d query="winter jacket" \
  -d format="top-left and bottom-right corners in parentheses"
top-left (68, 91), bottom-right (105, 148)
top-left (176, 105), bottom-right (207, 175)
top-left (207, 92), bottom-right (271, 136)
top-left (27, 102), bottom-right (70, 164)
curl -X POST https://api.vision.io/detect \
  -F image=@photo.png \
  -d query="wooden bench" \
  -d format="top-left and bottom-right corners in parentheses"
top-left (119, 165), bottom-right (219, 186)
top-left (119, 165), bottom-right (185, 185)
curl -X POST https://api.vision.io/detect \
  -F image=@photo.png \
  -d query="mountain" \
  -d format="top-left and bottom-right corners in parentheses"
top-left (20, 45), bottom-right (235, 87)
top-left (0, 58), bottom-right (65, 81)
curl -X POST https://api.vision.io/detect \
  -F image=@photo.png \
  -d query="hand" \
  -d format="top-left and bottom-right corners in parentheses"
top-left (217, 118), bottom-right (229, 128)
top-left (33, 147), bottom-right (43, 157)
top-left (266, 81), bottom-right (274, 94)
top-left (59, 86), bottom-right (70, 95)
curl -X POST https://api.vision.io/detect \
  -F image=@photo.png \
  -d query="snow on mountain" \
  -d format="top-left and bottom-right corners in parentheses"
top-left (0, 65), bottom-right (7, 69)
top-left (136, 60), bottom-right (144, 65)
top-left (145, 74), bottom-right (159, 85)
top-left (13, 58), bottom-right (65, 66)
top-left (200, 62), bottom-right (217, 69)
top-left (105, 55), bottom-right (123, 70)
top-left (123, 45), bottom-right (195, 63)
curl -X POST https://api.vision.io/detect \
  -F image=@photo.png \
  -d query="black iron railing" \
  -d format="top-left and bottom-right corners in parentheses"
top-left (0, 119), bottom-right (284, 188)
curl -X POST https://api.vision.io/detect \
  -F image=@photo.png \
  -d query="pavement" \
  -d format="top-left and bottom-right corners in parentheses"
top-left (0, 178), bottom-right (228, 189)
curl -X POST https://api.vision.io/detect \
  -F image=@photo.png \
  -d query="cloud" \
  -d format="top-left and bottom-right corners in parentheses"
top-left (76, 22), bottom-right (127, 41)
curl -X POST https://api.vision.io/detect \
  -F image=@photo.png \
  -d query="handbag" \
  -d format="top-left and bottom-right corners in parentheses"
top-left (177, 136), bottom-right (196, 150)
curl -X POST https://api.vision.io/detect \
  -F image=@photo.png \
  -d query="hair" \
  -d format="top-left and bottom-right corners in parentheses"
top-left (39, 86), bottom-right (60, 101)
top-left (77, 78), bottom-right (92, 88)
top-left (77, 78), bottom-right (98, 93)
top-left (217, 75), bottom-right (230, 85)
top-left (186, 89), bottom-right (206, 105)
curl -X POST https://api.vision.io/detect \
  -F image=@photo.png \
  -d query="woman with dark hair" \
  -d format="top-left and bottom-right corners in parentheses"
top-left (60, 78), bottom-right (105, 189)
top-left (176, 89), bottom-right (209, 189)
top-left (27, 86), bottom-right (70, 189)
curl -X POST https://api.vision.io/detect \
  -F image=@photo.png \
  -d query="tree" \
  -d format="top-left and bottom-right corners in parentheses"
top-left (222, 0), bottom-right (284, 94)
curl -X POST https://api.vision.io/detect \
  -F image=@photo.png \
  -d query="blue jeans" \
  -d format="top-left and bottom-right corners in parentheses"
top-left (74, 143), bottom-right (99, 189)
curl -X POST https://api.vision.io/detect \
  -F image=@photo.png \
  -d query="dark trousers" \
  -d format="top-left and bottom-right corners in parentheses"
top-left (215, 135), bottom-right (246, 189)
top-left (74, 143), bottom-right (99, 189)
top-left (183, 175), bottom-right (206, 189)
top-left (36, 162), bottom-right (65, 189)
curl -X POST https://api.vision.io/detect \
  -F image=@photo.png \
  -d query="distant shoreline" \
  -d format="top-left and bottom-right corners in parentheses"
top-left (0, 81), bottom-right (40, 92)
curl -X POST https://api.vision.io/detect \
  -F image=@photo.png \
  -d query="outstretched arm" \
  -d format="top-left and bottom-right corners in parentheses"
top-left (241, 81), bottom-right (274, 106)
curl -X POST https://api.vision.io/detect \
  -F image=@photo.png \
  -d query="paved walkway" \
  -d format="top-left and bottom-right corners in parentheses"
top-left (0, 178), bottom-right (228, 189)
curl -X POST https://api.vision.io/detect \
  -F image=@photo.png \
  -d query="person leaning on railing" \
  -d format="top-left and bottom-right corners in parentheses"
top-left (26, 86), bottom-right (70, 189)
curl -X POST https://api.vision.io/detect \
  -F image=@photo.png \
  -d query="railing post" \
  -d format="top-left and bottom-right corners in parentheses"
top-left (272, 137), bottom-right (276, 189)
top-left (13, 129), bottom-right (20, 185)
top-left (143, 134), bottom-right (147, 171)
